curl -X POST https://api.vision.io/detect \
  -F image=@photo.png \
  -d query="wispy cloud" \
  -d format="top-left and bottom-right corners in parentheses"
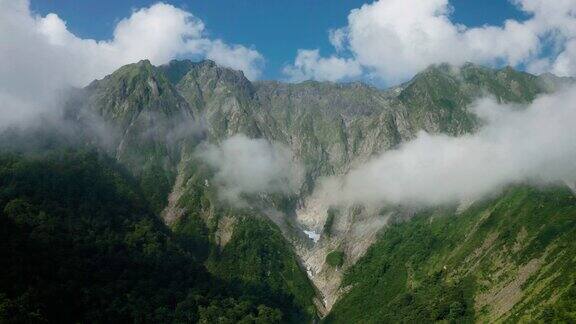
top-left (313, 86), bottom-right (576, 207)
top-left (196, 134), bottom-right (303, 206)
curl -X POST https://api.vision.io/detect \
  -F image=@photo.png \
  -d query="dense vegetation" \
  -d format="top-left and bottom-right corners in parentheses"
top-left (322, 208), bottom-right (338, 238)
top-left (325, 251), bottom-right (345, 268)
top-left (0, 150), bottom-right (306, 323)
top-left (326, 186), bottom-right (576, 323)
top-left (206, 217), bottom-right (318, 322)
top-left (168, 161), bottom-right (317, 322)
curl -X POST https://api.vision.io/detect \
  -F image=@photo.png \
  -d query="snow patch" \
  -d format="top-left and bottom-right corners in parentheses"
top-left (303, 229), bottom-right (320, 243)
top-left (306, 267), bottom-right (314, 278)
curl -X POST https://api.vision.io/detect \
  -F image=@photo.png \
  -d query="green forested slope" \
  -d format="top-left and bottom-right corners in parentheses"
top-left (0, 150), bottom-right (309, 323)
top-left (169, 158), bottom-right (318, 322)
top-left (206, 217), bottom-right (318, 322)
top-left (326, 186), bottom-right (576, 323)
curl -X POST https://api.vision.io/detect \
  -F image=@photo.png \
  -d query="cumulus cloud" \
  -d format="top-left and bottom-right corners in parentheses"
top-left (283, 49), bottom-right (362, 82)
top-left (313, 86), bottom-right (576, 207)
top-left (197, 134), bottom-right (303, 205)
top-left (285, 0), bottom-right (576, 83)
top-left (0, 0), bottom-right (263, 129)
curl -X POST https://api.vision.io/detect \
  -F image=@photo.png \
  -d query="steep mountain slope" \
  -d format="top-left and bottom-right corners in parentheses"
top-left (76, 59), bottom-right (575, 318)
top-left (6, 59), bottom-right (571, 322)
top-left (396, 63), bottom-right (542, 135)
top-left (326, 186), bottom-right (576, 323)
top-left (158, 60), bottom-right (563, 196)
top-left (164, 153), bottom-right (319, 319)
top-left (78, 60), bottom-right (322, 320)
top-left (82, 60), bottom-right (196, 213)
top-left (0, 150), bottom-right (302, 323)
top-left (160, 59), bottom-right (261, 140)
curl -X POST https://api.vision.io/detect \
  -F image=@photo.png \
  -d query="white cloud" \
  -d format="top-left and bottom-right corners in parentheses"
top-left (313, 86), bottom-right (576, 207)
top-left (551, 40), bottom-right (576, 76)
top-left (0, 0), bottom-right (263, 129)
top-left (201, 40), bottom-right (264, 79)
top-left (284, 49), bottom-right (362, 82)
top-left (197, 134), bottom-right (303, 205)
top-left (328, 28), bottom-right (347, 52)
top-left (285, 0), bottom-right (576, 82)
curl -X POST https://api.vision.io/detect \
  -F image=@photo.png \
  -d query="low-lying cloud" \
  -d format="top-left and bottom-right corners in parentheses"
top-left (197, 134), bottom-right (303, 205)
top-left (313, 86), bottom-right (576, 207)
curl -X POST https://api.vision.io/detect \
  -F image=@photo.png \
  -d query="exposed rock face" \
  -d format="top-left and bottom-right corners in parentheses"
top-left (82, 59), bottom-right (567, 193)
top-left (78, 59), bottom-right (573, 315)
top-left (293, 200), bottom-right (393, 313)
top-left (81, 60), bottom-right (196, 212)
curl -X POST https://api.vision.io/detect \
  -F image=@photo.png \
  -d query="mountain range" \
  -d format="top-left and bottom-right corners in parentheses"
top-left (0, 59), bottom-right (575, 323)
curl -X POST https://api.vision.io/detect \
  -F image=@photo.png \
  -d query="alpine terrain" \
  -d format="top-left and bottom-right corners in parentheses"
top-left (1, 59), bottom-right (575, 323)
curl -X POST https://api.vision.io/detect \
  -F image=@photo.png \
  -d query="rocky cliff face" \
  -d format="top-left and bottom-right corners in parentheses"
top-left (77, 59), bottom-right (574, 318)
top-left (80, 60), bottom-right (196, 212)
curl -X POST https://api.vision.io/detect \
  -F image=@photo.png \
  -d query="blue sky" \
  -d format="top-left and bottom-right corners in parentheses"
top-left (30, 0), bottom-right (527, 80)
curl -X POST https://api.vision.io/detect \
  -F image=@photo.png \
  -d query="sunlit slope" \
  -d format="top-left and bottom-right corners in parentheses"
top-left (327, 186), bottom-right (576, 323)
